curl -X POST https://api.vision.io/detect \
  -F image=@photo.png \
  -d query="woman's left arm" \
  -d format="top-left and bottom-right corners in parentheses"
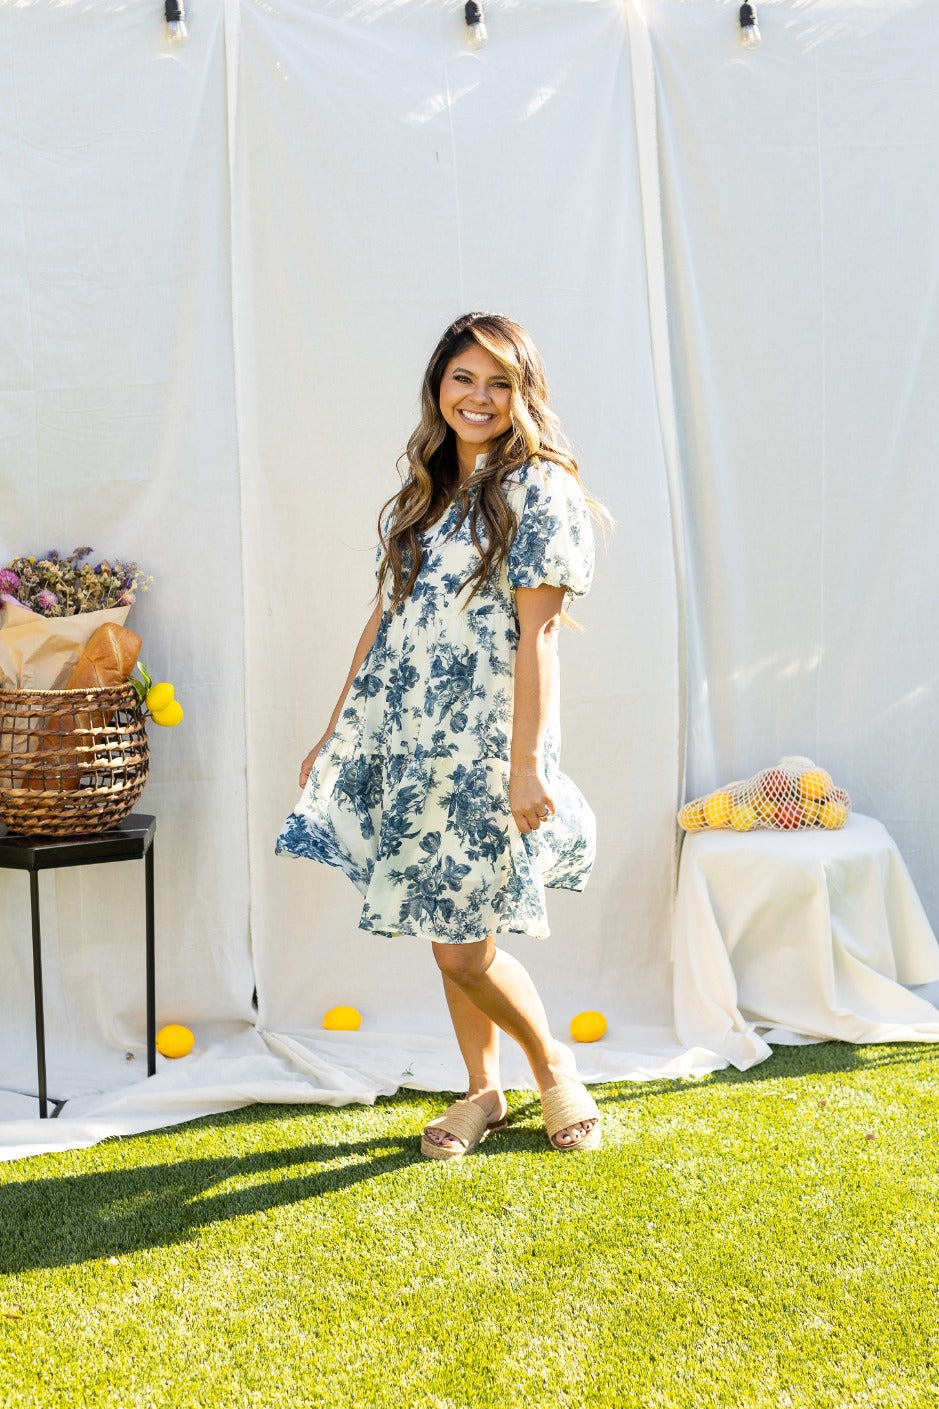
top-left (510, 582), bottom-right (566, 834)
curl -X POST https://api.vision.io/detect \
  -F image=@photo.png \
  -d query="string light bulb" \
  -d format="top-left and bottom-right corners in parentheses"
top-left (165, 0), bottom-right (188, 44)
top-left (739, 3), bottom-right (761, 48)
top-left (464, 1), bottom-right (488, 49)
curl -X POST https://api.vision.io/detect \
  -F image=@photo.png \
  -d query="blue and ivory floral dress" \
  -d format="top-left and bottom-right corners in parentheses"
top-left (275, 457), bottom-right (596, 945)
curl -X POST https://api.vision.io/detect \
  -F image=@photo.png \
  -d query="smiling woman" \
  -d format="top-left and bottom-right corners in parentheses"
top-left (276, 312), bottom-right (611, 1161)
top-left (438, 343), bottom-right (513, 463)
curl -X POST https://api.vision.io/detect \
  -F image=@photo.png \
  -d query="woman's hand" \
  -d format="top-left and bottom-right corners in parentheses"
top-left (510, 764), bottom-right (556, 834)
top-left (299, 735), bottom-right (330, 789)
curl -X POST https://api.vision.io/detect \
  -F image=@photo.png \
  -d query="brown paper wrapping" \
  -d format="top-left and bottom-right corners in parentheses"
top-left (0, 600), bottom-right (131, 690)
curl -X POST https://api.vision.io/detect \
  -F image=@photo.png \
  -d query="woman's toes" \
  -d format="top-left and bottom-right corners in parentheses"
top-left (553, 1119), bottom-right (595, 1148)
top-left (424, 1126), bottom-right (464, 1151)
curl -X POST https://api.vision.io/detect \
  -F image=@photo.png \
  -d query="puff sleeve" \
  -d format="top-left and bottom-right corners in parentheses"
top-left (507, 460), bottom-right (595, 600)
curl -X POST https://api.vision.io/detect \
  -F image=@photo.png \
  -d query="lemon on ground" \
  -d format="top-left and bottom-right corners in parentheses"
top-left (570, 1010), bottom-right (607, 1043)
top-left (323, 1005), bottom-right (362, 1031)
top-left (156, 1023), bottom-right (194, 1058)
top-left (151, 700), bottom-right (184, 727)
top-left (703, 790), bottom-right (733, 828)
top-left (146, 682), bottom-right (175, 714)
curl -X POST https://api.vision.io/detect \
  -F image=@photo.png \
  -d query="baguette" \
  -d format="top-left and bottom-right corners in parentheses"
top-left (65, 623), bottom-right (141, 689)
top-left (26, 624), bottom-right (142, 790)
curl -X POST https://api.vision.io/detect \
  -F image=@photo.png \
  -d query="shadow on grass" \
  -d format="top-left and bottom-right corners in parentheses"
top-left (0, 1131), bottom-right (427, 1274)
top-left (0, 1102), bottom-right (571, 1274)
top-left (2, 1041), bottom-right (934, 1274)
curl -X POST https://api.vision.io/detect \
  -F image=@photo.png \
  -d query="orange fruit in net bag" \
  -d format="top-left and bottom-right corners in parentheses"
top-left (774, 799), bottom-right (805, 830)
top-left (798, 768), bottom-right (833, 803)
top-left (703, 790), bottom-right (734, 828)
top-left (760, 767), bottom-right (796, 801)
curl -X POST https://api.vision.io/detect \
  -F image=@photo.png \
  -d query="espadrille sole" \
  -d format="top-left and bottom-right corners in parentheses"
top-left (541, 1080), bottom-right (602, 1153)
top-left (421, 1099), bottom-right (509, 1160)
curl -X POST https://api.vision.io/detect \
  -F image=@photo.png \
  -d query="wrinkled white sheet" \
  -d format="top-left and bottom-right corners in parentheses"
top-left (673, 815), bottom-right (939, 1068)
top-left (0, 1023), bottom-right (726, 1162)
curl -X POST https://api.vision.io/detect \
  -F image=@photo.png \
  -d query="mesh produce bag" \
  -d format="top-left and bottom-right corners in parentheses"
top-left (678, 756), bottom-right (851, 833)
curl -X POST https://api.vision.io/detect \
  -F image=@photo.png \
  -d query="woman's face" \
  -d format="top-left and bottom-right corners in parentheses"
top-left (438, 343), bottom-right (514, 469)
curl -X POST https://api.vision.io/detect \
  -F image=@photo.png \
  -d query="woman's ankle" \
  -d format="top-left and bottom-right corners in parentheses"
top-left (465, 1083), bottom-right (506, 1117)
top-left (533, 1041), bottom-right (577, 1093)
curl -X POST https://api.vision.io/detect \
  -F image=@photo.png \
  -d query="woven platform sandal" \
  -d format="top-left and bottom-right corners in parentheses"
top-left (421, 1099), bottom-right (508, 1161)
top-left (541, 1081), bottom-right (602, 1153)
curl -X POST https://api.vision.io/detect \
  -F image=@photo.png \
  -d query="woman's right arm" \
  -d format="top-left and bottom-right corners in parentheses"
top-left (299, 598), bottom-right (385, 787)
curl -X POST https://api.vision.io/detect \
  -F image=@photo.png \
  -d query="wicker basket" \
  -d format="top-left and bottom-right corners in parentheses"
top-left (0, 685), bottom-right (149, 837)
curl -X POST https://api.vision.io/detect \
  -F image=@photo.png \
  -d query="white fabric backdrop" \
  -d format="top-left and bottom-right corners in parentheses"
top-left (0, 0), bottom-right (690, 1158)
top-left (2, 0), bottom-right (938, 1159)
top-left (235, 0), bottom-right (681, 1071)
top-left (646, 0), bottom-right (939, 918)
top-left (0, 0), bottom-right (255, 1115)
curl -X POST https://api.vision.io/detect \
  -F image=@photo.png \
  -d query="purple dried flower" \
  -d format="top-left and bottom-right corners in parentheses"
top-left (0, 570), bottom-right (20, 593)
top-left (35, 589), bottom-right (59, 612)
top-left (118, 590), bottom-right (136, 606)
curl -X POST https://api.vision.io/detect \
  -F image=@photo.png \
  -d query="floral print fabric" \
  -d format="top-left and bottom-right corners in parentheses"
top-left (275, 458), bottom-right (596, 944)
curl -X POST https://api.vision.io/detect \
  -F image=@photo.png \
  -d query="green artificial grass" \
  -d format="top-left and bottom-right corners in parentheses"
top-left (2, 1042), bottom-right (939, 1408)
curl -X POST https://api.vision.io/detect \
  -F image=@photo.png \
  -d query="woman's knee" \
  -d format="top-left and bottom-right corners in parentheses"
top-left (432, 937), bottom-right (495, 985)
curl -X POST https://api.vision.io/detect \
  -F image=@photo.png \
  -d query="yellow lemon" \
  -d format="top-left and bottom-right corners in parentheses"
top-left (678, 801), bottom-right (707, 832)
top-left (730, 800), bottom-right (759, 831)
top-left (146, 682), bottom-right (175, 713)
top-left (323, 1005), bottom-right (362, 1031)
top-left (156, 1023), bottom-right (194, 1058)
top-left (570, 1010), bottom-right (607, 1043)
top-left (703, 790), bottom-right (733, 828)
top-left (798, 768), bottom-right (834, 803)
top-left (818, 798), bottom-right (849, 829)
top-left (151, 700), bottom-right (184, 727)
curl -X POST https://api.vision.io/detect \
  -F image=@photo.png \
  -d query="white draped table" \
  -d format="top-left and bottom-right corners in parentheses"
top-left (672, 814), bottom-right (939, 1069)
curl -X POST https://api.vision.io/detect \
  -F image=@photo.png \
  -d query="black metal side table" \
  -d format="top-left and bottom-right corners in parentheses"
top-left (0, 813), bottom-right (156, 1117)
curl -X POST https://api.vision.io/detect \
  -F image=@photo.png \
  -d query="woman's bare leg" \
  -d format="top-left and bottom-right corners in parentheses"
top-left (422, 977), bottom-right (506, 1152)
top-left (429, 937), bottom-right (595, 1148)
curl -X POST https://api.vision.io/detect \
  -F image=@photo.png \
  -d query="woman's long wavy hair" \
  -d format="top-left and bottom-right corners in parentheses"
top-left (377, 312), bottom-right (606, 610)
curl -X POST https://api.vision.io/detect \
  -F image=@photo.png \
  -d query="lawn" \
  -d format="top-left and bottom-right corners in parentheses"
top-left (1, 1041), bottom-right (938, 1408)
